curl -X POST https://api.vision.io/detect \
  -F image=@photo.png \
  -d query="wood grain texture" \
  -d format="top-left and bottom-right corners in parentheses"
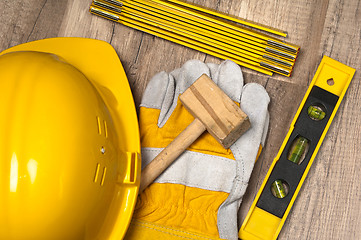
top-left (140, 118), bottom-right (206, 192)
top-left (1, 0), bottom-right (360, 239)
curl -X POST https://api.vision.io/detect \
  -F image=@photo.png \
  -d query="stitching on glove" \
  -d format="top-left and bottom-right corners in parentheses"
top-left (131, 220), bottom-right (220, 240)
top-left (229, 143), bottom-right (245, 192)
top-left (218, 143), bottom-right (245, 238)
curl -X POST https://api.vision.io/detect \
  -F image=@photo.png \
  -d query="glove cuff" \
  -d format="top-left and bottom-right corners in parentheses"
top-left (126, 219), bottom-right (224, 240)
top-left (130, 183), bottom-right (229, 239)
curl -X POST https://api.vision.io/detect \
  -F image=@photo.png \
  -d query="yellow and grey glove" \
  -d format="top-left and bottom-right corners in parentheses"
top-left (125, 60), bottom-right (270, 240)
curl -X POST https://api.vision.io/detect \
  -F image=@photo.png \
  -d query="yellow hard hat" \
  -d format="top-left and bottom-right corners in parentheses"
top-left (0, 38), bottom-right (141, 240)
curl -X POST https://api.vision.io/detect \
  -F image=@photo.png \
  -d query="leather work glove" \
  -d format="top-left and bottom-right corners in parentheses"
top-left (124, 60), bottom-right (270, 240)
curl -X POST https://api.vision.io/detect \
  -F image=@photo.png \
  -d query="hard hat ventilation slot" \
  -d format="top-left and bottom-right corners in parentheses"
top-left (96, 116), bottom-right (108, 138)
top-left (93, 163), bottom-right (101, 183)
top-left (96, 116), bottom-right (102, 135)
top-left (104, 120), bottom-right (108, 138)
top-left (100, 167), bottom-right (107, 186)
top-left (94, 163), bottom-right (106, 186)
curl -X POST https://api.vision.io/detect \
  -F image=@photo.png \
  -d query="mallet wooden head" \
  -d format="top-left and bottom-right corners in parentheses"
top-left (140, 74), bottom-right (251, 192)
top-left (180, 74), bottom-right (250, 148)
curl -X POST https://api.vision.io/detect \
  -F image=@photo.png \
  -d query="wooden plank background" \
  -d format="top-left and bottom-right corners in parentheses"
top-left (1, 0), bottom-right (360, 239)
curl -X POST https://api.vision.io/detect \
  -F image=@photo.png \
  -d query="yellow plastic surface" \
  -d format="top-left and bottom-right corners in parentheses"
top-left (240, 207), bottom-right (281, 240)
top-left (239, 56), bottom-right (355, 240)
top-left (314, 56), bottom-right (355, 96)
top-left (0, 38), bottom-right (141, 240)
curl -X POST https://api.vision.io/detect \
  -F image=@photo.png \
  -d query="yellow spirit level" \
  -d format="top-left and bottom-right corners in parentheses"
top-left (239, 56), bottom-right (355, 240)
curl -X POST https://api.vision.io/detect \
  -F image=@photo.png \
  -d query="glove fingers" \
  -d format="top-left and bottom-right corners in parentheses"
top-left (205, 62), bottom-right (218, 78)
top-left (261, 112), bottom-right (270, 146)
top-left (211, 60), bottom-right (244, 103)
top-left (234, 83), bottom-right (270, 186)
top-left (140, 71), bottom-right (172, 110)
top-left (142, 60), bottom-right (244, 127)
top-left (170, 59), bottom-right (211, 94)
top-left (158, 60), bottom-right (211, 127)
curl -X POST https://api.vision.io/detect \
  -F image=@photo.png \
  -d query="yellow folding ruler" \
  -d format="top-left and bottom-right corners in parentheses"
top-left (89, 0), bottom-right (300, 76)
top-left (239, 56), bottom-right (355, 240)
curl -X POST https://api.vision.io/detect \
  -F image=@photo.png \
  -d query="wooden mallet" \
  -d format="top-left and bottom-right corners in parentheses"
top-left (139, 74), bottom-right (251, 192)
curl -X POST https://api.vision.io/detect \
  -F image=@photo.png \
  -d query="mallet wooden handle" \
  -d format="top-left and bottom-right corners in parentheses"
top-left (139, 118), bottom-right (206, 192)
